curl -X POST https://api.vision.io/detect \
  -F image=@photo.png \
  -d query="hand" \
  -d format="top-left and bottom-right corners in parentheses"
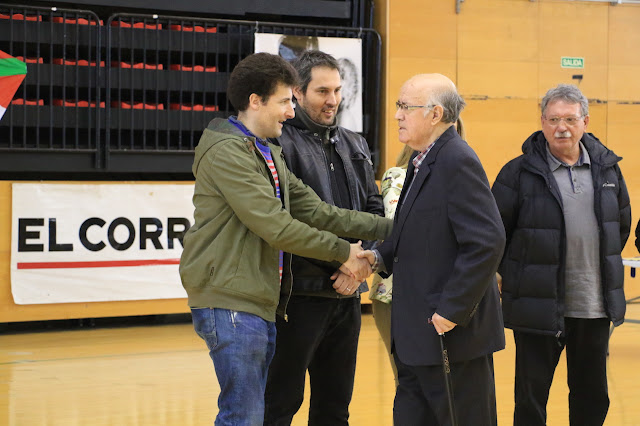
top-left (340, 241), bottom-right (372, 282)
top-left (428, 312), bottom-right (457, 335)
top-left (357, 249), bottom-right (376, 266)
top-left (496, 272), bottom-right (502, 295)
top-left (330, 270), bottom-right (359, 296)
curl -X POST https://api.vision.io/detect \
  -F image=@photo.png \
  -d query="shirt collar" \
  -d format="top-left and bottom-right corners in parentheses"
top-left (545, 140), bottom-right (590, 171)
top-left (411, 141), bottom-right (436, 170)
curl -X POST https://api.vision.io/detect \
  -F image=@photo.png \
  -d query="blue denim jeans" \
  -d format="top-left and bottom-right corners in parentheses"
top-left (191, 307), bottom-right (277, 426)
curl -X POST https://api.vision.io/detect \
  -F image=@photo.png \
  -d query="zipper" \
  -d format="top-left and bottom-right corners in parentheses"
top-left (254, 141), bottom-right (290, 320)
top-left (326, 130), bottom-right (336, 173)
top-left (593, 165), bottom-right (608, 315)
top-left (282, 256), bottom-right (294, 322)
top-left (316, 134), bottom-right (336, 205)
top-left (230, 310), bottom-right (238, 328)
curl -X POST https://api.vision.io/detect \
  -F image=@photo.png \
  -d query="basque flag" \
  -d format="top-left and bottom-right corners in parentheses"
top-left (0, 50), bottom-right (27, 121)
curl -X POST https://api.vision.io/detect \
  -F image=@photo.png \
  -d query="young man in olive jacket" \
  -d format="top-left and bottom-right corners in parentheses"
top-left (179, 53), bottom-right (392, 426)
top-left (264, 50), bottom-right (384, 426)
top-left (492, 84), bottom-right (631, 426)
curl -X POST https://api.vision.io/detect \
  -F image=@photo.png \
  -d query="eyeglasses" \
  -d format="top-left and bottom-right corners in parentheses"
top-left (543, 116), bottom-right (584, 126)
top-left (395, 101), bottom-right (436, 112)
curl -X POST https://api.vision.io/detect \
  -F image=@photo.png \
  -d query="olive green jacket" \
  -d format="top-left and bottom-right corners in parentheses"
top-left (179, 118), bottom-right (392, 321)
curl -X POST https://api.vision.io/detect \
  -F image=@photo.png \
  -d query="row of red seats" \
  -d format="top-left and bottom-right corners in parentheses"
top-left (14, 57), bottom-right (217, 72)
top-left (1, 13), bottom-right (217, 32)
top-left (111, 102), bottom-right (219, 110)
top-left (11, 98), bottom-right (218, 111)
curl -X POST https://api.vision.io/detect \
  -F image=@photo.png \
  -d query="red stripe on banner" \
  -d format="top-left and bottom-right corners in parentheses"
top-left (17, 259), bottom-right (181, 269)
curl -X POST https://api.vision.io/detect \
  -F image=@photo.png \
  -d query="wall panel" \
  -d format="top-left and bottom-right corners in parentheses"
top-left (377, 0), bottom-right (640, 260)
top-left (458, 0), bottom-right (538, 99)
top-left (608, 6), bottom-right (640, 101)
top-left (384, 0), bottom-right (458, 169)
top-left (607, 103), bottom-right (640, 258)
top-left (462, 98), bottom-right (539, 182)
top-left (538, 2), bottom-right (609, 100)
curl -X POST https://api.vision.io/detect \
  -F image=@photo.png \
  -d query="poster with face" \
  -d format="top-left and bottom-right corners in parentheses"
top-left (255, 33), bottom-right (363, 133)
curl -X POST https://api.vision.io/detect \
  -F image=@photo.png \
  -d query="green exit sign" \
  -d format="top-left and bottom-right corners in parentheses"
top-left (561, 57), bottom-right (584, 69)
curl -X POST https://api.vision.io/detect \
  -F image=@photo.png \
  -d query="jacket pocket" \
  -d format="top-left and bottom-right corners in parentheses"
top-left (350, 152), bottom-right (375, 182)
top-left (351, 151), bottom-right (373, 166)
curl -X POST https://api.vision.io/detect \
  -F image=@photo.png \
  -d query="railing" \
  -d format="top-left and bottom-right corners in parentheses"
top-left (0, 4), bottom-right (102, 173)
top-left (0, 4), bottom-right (382, 178)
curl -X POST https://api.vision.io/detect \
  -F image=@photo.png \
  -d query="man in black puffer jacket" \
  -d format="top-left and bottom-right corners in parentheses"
top-left (492, 84), bottom-right (631, 426)
top-left (264, 50), bottom-right (384, 426)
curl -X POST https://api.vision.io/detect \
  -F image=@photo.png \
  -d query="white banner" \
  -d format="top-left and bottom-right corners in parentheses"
top-left (254, 33), bottom-right (363, 132)
top-left (10, 183), bottom-right (195, 304)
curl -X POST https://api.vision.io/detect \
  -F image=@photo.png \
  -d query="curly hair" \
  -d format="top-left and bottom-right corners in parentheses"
top-left (227, 53), bottom-right (299, 112)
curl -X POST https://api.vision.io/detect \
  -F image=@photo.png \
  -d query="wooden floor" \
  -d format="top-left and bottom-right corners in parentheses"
top-left (1, 288), bottom-right (639, 425)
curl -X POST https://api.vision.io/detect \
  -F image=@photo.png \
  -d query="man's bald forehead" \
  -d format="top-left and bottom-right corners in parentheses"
top-left (403, 74), bottom-right (457, 101)
top-left (406, 73), bottom-right (455, 88)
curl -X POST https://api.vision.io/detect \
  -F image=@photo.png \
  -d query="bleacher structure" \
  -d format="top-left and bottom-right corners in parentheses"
top-left (0, 1), bottom-right (382, 179)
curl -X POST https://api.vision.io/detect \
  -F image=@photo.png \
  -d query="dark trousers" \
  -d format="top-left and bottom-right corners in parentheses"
top-left (393, 352), bottom-right (498, 426)
top-left (264, 295), bottom-right (361, 426)
top-left (513, 317), bottom-right (610, 426)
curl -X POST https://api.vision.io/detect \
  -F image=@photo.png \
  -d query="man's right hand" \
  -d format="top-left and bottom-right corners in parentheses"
top-left (340, 242), bottom-right (372, 282)
top-left (357, 250), bottom-right (376, 266)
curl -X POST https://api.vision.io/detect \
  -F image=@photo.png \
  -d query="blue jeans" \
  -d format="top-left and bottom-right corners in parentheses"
top-left (191, 308), bottom-right (277, 426)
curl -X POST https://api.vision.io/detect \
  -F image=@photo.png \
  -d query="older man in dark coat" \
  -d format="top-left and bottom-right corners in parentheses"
top-left (492, 84), bottom-right (631, 426)
top-left (361, 73), bottom-right (506, 425)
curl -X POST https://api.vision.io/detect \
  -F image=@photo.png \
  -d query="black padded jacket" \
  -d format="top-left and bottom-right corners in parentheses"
top-left (492, 131), bottom-right (631, 336)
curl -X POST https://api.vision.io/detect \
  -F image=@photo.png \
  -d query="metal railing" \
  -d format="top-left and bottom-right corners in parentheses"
top-left (0, 5), bottom-right (382, 176)
top-left (0, 4), bottom-right (102, 160)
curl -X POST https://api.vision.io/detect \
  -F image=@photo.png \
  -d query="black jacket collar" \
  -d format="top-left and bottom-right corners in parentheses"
top-left (287, 102), bottom-right (338, 141)
top-left (522, 130), bottom-right (621, 173)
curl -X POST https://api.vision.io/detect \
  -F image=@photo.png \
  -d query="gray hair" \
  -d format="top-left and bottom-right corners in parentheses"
top-left (427, 88), bottom-right (466, 124)
top-left (541, 84), bottom-right (588, 117)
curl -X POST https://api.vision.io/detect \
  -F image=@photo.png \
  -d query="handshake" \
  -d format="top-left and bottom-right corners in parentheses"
top-left (329, 241), bottom-right (377, 296)
top-left (341, 241), bottom-right (377, 281)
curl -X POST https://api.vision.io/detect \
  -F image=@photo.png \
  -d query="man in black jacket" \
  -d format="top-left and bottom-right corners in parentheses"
top-left (492, 84), bottom-right (631, 426)
top-left (264, 50), bottom-right (384, 426)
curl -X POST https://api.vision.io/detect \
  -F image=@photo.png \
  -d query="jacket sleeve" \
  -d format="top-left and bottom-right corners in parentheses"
top-left (616, 165), bottom-right (631, 249)
top-left (491, 161), bottom-right (520, 269)
top-left (203, 138), bottom-right (352, 263)
top-left (286, 166), bottom-right (392, 243)
top-left (437, 152), bottom-right (506, 327)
